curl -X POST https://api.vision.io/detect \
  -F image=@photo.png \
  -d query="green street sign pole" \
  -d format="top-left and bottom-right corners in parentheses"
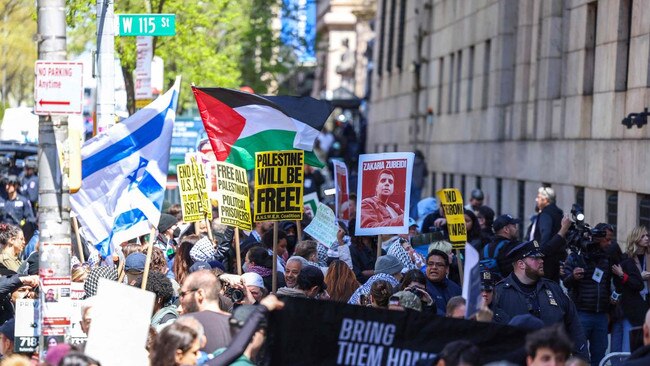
top-left (117, 14), bottom-right (176, 36)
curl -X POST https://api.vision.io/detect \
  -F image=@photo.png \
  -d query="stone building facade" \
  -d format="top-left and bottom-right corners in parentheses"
top-left (313, 0), bottom-right (376, 98)
top-left (368, 0), bottom-right (650, 240)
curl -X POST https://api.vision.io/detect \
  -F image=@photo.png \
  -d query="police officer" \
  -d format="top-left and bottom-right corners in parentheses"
top-left (0, 175), bottom-right (35, 227)
top-left (492, 239), bottom-right (589, 361)
top-left (19, 157), bottom-right (38, 210)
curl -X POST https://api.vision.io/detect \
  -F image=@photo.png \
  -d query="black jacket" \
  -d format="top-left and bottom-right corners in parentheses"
top-left (533, 203), bottom-right (563, 245)
top-left (623, 344), bottom-right (650, 366)
top-left (562, 249), bottom-right (612, 313)
top-left (614, 256), bottom-right (649, 326)
top-left (493, 273), bottom-right (589, 361)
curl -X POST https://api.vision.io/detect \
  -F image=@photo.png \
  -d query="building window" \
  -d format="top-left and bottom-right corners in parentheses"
top-left (615, 0), bottom-right (632, 91)
top-left (448, 53), bottom-right (455, 114)
top-left (461, 175), bottom-right (466, 199)
top-left (396, 0), bottom-right (407, 70)
top-left (518, 180), bottom-right (526, 227)
top-left (496, 178), bottom-right (503, 215)
top-left (575, 186), bottom-right (585, 211)
top-left (455, 50), bottom-right (462, 113)
top-left (482, 40), bottom-right (491, 109)
top-left (639, 195), bottom-right (650, 229)
top-left (449, 174), bottom-right (455, 189)
top-left (467, 46), bottom-right (474, 111)
top-left (476, 176), bottom-right (482, 190)
top-left (584, 2), bottom-right (597, 95)
top-left (437, 57), bottom-right (444, 116)
top-left (442, 173), bottom-right (448, 188)
top-left (386, 0), bottom-right (397, 72)
top-left (393, 143), bottom-right (398, 152)
top-left (607, 191), bottom-right (618, 228)
top-left (377, 0), bottom-right (388, 76)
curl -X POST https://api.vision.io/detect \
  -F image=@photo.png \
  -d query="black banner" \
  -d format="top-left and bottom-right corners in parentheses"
top-left (268, 297), bottom-right (528, 365)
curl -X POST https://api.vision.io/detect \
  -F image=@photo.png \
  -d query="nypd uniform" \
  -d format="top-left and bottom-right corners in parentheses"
top-left (492, 240), bottom-right (589, 361)
top-left (0, 194), bottom-right (35, 227)
top-left (20, 174), bottom-right (38, 208)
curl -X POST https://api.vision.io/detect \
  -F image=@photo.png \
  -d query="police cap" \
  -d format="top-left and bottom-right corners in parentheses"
top-left (5, 175), bottom-right (20, 185)
top-left (506, 240), bottom-right (544, 262)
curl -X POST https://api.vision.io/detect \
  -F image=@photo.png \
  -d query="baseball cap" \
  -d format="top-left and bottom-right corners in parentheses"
top-left (392, 291), bottom-right (422, 311)
top-left (492, 214), bottom-right (522, 232)
top-left (125, 252), bottom-right (146, 272)
top-left (506, 240), bottom-right (544, 262)
top-left (0, 318), bottom-right (15, 342)
top-left (408, 217), bottom-right (417, 227)
top-left (189, 261), bottom-right (212, 273)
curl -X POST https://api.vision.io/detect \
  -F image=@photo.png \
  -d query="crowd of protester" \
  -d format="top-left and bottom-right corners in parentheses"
top-left (1, 146), bottom-right (650, 366)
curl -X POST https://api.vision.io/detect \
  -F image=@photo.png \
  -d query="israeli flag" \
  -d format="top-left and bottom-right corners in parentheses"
top-left (71, 78), bottom-right (180, 257)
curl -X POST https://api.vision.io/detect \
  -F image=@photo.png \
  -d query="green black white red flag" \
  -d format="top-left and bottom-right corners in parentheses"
top-left (192, 87), bottom-right (333, 170)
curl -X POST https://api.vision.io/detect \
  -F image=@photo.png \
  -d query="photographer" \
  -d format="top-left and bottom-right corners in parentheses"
top-left (562, 223), bottom-right (615, 366)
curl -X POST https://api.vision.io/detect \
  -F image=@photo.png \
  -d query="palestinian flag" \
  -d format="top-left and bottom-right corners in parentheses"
top-left (192, 87), bottom-right (333, 170)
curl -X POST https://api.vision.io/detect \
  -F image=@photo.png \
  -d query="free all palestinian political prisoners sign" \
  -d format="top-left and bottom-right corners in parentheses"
top-left (215, 161), bottom-right (252, 231)
top-left (355, 152), bottom-right (414, 236)
top-left (437, 188), bottom-right (467, 248)
top-left (254, 150), bottom-right (304, 222)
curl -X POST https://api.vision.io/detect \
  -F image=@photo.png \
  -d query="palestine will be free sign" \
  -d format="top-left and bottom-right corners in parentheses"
top-left (215, 161), bottom-right (252, 231)
top-left (254, 150), bottom-right (304, 221)
top-left (178, 159), bottom-right (212, 223)
top-left (437, 188), bottom-right (467, 248)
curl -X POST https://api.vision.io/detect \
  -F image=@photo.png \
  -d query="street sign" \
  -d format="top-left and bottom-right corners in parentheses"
top-left (117, 14), bottom-right (176, 36)
top-left (34, 61), bottom-right (83, 115)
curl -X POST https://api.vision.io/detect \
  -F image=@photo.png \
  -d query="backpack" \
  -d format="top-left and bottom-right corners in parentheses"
top-left (479, 240), bottom-right (509, 278)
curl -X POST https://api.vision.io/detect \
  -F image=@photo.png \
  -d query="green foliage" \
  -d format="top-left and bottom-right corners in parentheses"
top-left (1, 0), bottom-right (37, 107)
top-left (66, 0), bottom-right (305, 113)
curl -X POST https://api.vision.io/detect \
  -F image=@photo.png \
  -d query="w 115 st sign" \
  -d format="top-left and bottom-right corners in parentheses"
top-left (34, 61), bottom-right (83, 115)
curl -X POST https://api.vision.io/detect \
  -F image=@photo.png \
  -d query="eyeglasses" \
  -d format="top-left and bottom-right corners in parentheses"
top-left (179, 288), bottom-right (199, 298)
top-left (427, 261), bottom-right (447, 268)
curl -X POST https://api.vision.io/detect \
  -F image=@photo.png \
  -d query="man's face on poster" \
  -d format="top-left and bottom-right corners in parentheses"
top-left (375, 172), bottom-right (394, 198)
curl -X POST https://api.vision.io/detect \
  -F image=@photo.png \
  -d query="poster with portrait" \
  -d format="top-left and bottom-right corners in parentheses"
top-left (332, 160), bottom-right (350, 222)
top-left (355, 152), bottom-right (414, 236)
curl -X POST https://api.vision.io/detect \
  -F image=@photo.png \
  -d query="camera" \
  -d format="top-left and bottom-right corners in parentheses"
top-left (566, 204), bottom-right (595, 254)
top-left (225, 287), bottom-right (245, 303)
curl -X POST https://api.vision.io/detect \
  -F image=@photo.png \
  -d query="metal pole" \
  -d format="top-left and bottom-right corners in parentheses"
top-left (96, 0), bottom-right (115, 132)
top-left (37, 0), bottom-right (71, 358)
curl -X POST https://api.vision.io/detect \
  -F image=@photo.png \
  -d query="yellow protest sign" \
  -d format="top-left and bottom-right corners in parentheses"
top-left (215, 161), bottom-right (252, 231)
top-left (254, 150), bottom-right (304, 222)
top-left (436, 188), bottom-right (467, 248)
top-left (177, 159), bottom-right (212, 223)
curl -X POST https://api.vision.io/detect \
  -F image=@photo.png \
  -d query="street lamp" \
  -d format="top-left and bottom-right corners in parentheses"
top-left (622, 107), bottom-right (649, 128)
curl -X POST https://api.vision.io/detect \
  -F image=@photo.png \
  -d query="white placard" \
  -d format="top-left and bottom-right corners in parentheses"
top-left (305, 202), bottom-right (338, 247)
top-left (85, 279), bottom-right (154, 366)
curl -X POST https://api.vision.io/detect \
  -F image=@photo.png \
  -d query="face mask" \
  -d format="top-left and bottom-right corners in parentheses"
top-left (172, 227), bottom-right (181, 238)
top-left (242, 263), bottom-right (249, 272)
